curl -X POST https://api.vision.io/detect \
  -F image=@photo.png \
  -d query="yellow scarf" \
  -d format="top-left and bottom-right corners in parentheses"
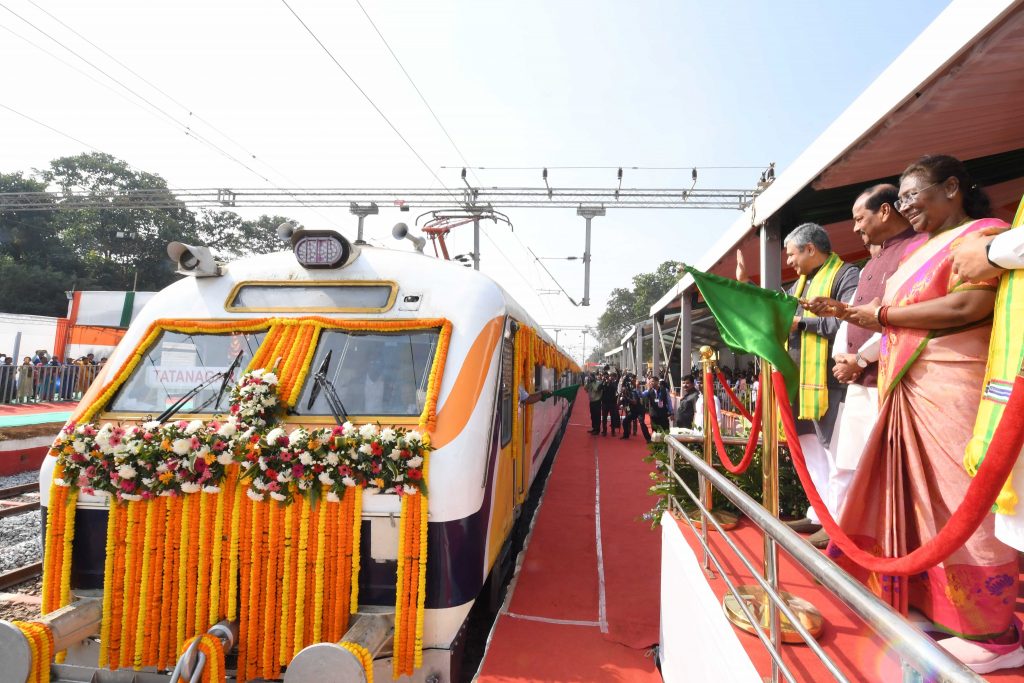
top-left (794, 252), bottom-right (844, 420)
top-left (965, 195), bottom-right (1024, 514)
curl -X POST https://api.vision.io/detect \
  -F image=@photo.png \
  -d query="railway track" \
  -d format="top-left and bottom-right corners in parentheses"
top-left (0, 482), bottom-right (40, 519)
top-left (0, 561), bottom-right (42, 591)
top-left (0, 477), bottom-right (44, 598)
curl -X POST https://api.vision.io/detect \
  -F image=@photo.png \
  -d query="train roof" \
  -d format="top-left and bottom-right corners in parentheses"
top-left (126, 242), bottom-right (559, 348)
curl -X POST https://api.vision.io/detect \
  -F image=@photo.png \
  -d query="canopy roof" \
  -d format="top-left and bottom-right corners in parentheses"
top-left (652, 0), bottom-right (1024, 318)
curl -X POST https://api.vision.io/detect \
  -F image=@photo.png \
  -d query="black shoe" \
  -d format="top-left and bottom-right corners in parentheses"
top-left (601, 430), bottom-right (607, 435)
top-left (620, 435), bottom-right (629, 440)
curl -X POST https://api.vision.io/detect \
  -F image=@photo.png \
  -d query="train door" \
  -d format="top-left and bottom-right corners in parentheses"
top-left (490, 333), bottom-right (517, 552)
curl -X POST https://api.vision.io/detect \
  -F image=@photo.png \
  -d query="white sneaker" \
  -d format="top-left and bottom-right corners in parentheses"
top-left (938, 636), bottom-right (1024, 674)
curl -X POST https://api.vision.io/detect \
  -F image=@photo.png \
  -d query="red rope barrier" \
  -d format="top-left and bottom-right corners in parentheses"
top-left (703, 369), bottom-right (762, 474)
top-left (714, 370), bottom-right (754, 423)
top-left (771, 370), bottom-right (1024, 576)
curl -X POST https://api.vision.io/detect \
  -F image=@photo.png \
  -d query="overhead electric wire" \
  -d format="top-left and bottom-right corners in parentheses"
top-left (0, 102), bottom-right (102, 154)
top-left (20, 0), bottom-right (320, 196)
top-left (442, 165), bottom-right (767, 171)
top-left (353, 0), bottom-right (482, 188)
top-left (279, 0), bottom-right (461, 204)
top-left (527, 246), bottom-right (578, 307)
top-left (0, 2), bottom-right (276, 184)
top-left (3, 3), bottom-right (345, 230)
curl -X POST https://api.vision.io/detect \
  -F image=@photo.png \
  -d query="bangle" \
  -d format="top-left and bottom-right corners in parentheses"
top-left (878, 305), bottom-right (890, 326)
top-left (874, 305), bottom-right (883, 323)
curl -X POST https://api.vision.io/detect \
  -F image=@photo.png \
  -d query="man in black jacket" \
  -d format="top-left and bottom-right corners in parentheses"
top-left (673, 375), bottom-right (700, 429)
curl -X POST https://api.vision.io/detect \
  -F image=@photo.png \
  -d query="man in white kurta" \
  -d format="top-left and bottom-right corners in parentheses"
top-left (952, 221), bottom-right (1024, 550)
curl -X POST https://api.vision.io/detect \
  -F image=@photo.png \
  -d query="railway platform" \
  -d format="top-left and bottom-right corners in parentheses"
top-left (477, 392), bottom-right (662, 682)
top-left (0, 400), bottom-right (75, 476)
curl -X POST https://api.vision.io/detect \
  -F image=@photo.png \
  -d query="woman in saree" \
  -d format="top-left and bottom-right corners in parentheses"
top-left (829, 155), bottom-right (1021, 673)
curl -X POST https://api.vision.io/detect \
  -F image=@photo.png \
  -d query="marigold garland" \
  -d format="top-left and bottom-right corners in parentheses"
top-left (174, 634), bottom-right (225, 683)
top-left (341, 640), bottom-right (375, 683)
top-left (13, 620), bottom-right (53, 683)
top-left (42, 316), bottom-right (457, 681)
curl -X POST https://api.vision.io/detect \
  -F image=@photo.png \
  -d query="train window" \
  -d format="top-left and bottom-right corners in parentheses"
top-left (293, 329), bottom-right (440, 418)
top-left (107, 330), bottom-right (267, 414)
top-left (225, 282), bottom-right (397, 312)
top-left (500, 339), bottom-right (513, 446)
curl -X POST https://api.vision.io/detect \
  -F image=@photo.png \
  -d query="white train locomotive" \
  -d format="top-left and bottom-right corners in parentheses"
top-left (3, 224), bottom-right (579, 682)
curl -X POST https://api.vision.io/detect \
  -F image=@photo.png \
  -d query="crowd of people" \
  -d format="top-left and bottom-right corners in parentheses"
top-left (581, 365), bottom-right (746, 444)
top-left (0, 350), bottom-right (105, 404)
top-left (732, 153), bottom-right (1024, 673)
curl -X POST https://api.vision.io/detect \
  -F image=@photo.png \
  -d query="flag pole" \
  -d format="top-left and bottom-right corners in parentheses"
top-left (721, 361), bottom-right (824, 648)
top-left (690, 345), bottom-right (738, 557)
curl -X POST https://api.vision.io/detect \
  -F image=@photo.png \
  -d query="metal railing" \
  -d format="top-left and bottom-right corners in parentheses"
top-left (0, 363), bottom-right (101, 404)
top-left (663, 434), bottom-right (985, 683)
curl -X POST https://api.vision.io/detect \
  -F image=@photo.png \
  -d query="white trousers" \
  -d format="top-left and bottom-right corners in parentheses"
top-left (799, 434), bottom-right (831, 524)
top-left (995, 443), bottom-right (1024, 551)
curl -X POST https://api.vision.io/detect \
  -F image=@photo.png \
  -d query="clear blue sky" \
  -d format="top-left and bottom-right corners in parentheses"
top-left (0, 0), bottom-right (950, 360)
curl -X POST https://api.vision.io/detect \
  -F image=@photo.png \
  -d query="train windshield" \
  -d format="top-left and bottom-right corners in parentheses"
top-left (293, 329), bottom-right (440, 417)
top-left (107, 330), bottom-right (267, 414)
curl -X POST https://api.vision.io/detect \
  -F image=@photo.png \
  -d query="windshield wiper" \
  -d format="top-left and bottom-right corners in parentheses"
top-left (156, 350), bottom-right (244, 423)
top-left (306, 350), bottom-right (348, 425)
top-left (194, 350), bottom-right (244, 414)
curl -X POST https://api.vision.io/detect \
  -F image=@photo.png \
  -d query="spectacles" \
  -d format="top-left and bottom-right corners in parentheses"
top-left (894, 181), bottom-right (940, 213)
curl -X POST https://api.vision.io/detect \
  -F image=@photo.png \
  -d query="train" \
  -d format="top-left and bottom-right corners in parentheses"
top-left (9, 223), bottom-right (580, 682)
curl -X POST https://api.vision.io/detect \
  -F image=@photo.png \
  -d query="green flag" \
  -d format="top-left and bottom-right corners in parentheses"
top-left (682, 264), bottom-right (799, 401)
top-left (546, 384), bottom-right (580, 401)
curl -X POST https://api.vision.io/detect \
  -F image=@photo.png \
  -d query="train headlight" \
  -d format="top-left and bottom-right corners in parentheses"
top-left (290, 229), bottom-right (358, 269)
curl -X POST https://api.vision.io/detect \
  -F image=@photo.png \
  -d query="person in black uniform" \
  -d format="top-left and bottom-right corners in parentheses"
top-left (600, 371), bottom-right (621, 436)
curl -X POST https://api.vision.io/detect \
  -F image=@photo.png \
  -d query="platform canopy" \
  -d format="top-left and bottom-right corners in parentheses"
top-left (651, 0), bottom-right (1024, 332)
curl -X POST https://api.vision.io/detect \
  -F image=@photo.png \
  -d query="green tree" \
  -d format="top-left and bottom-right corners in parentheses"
top-left (197, 211), bottom-right (292, 259)
top-left (41, 152), bottom-right (198, 291)
top-left (0, 172), bottom-right (64, 267)
top-left (0, 258), bottom-right (79, 317)
top-left (594, 260), bottom-right (681, 353)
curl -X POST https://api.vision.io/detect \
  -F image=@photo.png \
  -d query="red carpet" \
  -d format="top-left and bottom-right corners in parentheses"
top-left (0, 400), bottom-right (77, 417)
top-left (477, 393), bottom-right (662, 682)
top-left (673, 515), bottom-right (1024, 681)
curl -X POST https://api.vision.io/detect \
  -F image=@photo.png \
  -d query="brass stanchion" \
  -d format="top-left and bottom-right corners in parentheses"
top-left (723, 360), bottom-right (823, 645)
top-left (687, 346), bottom-right (739, 541)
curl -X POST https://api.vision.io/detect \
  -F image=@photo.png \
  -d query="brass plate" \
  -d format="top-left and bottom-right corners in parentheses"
top-left (686, 509), bottom-right (740, 532)
top-left (723, 586), bottom-right (824, 643)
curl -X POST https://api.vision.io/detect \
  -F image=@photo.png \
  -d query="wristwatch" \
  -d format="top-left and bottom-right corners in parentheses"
top-left (855, 353), bottom-right (868, 368)
top-left (985, 239), bottom-right (1003, 269)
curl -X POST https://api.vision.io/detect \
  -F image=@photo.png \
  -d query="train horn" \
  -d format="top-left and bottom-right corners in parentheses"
top-left (392, 222), bottom-right (426, 253)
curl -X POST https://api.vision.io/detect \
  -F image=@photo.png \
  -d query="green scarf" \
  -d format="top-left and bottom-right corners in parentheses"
top-left (794, 252), bottom-right (844, 419)
top-left (965, 195), bottom-right (1024, 514)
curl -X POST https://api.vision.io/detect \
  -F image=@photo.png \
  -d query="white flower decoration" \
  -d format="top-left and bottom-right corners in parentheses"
top-left (246, 489), bottom-right (265, 502)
